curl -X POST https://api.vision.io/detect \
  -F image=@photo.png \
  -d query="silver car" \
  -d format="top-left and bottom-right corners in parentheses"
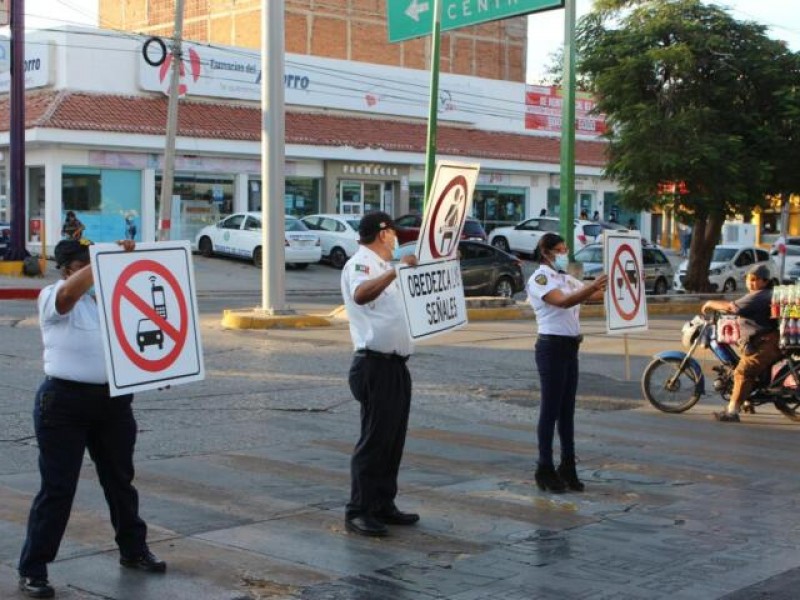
top-left (574, 243), bottom-right (674, 295)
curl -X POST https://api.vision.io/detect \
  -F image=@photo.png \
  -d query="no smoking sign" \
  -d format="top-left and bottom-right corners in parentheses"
top-left (91, 242), bottom-right (204, 396)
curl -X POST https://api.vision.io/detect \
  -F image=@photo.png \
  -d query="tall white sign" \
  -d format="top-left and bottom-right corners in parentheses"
top-left (604, 232), bottom-right (648, 334)
top-left (90, 241), bottom-right (205, 396)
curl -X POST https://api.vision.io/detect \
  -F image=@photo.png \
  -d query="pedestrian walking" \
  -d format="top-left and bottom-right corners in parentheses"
top-left (18, 238), bottom-right (166, 599)
top-left (340, 211), bottom-right (419, 537)
top-left (527, 233), bottom-right (607, 493)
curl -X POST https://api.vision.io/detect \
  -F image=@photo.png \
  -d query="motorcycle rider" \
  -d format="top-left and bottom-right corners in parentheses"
top-left (701, 264), bottom-right (781, 422)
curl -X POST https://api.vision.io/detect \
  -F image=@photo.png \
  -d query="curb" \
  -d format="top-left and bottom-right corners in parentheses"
top-left (0, 288), bottom-right (41, 300)
top-left (221, 309), bottom-right (332, 330)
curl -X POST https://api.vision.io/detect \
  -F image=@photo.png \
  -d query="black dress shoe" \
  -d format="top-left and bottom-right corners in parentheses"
top-left (345, 514), bottom-right (389, 537)
top-left (374, 508), bottom-right (420, 525)
top-left (18, 577), bottom-right (55, 599)
top-left (556, 457), bottom-right (585, 492)
top-left (534, 463), bottom-right (566, 493)
top-left (120, 550), bottom-right (167, 573)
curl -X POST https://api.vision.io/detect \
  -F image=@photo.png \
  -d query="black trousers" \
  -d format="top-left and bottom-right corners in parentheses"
top-left (534, 335), bottom-right (580, 467)
top-left (346, 354), bottom-right (412, 518)
top-left (18, 378), bottom-right (149, 579)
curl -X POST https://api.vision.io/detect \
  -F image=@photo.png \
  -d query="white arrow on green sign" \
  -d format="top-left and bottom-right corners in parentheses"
top-left (388, 0), bottom-right (565, 43)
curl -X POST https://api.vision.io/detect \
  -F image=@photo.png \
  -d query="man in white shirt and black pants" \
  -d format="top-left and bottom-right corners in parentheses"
top-left (340, 211), bottom-right (419, 537)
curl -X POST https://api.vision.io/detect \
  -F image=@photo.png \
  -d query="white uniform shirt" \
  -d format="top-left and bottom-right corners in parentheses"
top-left (526, 264), bottom-right (584, 337)
top-left (39, 280), bottom-right (108, 384)
top-left (341, 245), bottom-right (413, 356)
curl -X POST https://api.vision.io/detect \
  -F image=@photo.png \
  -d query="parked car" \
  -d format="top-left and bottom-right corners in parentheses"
top-left (301, 213), bottom-right (360, 269)
top-left (394, 214), bottom-right (487, 245)
top-left (195, 212), bottom-right (321, 268)
top-left (488, 216), bottom-right (602, 257)
top-left (771, 246), bottom-right (800, 282)
top-left (398, 240), bottom-right (524, 298)
top-left (574, 243), bottom-right (674, 295)
top-left (673, 245), bottom-right (777, 293)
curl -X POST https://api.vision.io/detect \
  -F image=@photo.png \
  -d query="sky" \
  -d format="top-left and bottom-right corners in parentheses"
top-left (17, 0), bottom-right (800, 84)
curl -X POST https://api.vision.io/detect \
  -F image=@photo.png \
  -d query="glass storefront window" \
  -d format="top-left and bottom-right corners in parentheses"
top-left (62, 167), bottom-right (142, 243)
top-left (472, 186), bottom-right (527, 233)
top-left (248, 177), bottom-right (321, 217)
top-left (156, 173), bottom-right (234, 243)
top-left (28, 167), bottom-right (45, 242)
top-left (409, 184), bottom-right (424, 215)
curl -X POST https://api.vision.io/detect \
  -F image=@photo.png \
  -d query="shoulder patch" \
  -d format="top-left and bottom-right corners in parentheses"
top-left (534, 274), bottom-right (548, 285)
top-left (354, 264), bottom-right (370, 275)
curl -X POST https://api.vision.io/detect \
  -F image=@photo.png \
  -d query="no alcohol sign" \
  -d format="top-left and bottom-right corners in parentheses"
top-left (415, 161), bottom-right (479, 263)
top-left (604, 232), bottom-right (648, 334)
top-left (90, 241), bottom-right (205, 396)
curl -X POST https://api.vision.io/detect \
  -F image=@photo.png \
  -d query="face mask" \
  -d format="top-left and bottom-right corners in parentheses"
top-left (391, 236), bottom-right (402, 261)
top-left (86, 285), bottom-right (96, 298)
top-left (553, 253), bottom-right (569, 272)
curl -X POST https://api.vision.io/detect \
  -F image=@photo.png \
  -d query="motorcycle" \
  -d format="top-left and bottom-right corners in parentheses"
top-left (641, 312), bottom-right (800, 421)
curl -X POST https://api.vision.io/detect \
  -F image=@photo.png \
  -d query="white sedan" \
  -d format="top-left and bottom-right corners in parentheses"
top-left (300, 213), bottom-right (361, 269)
top-left (195, 212), bottom-right (321, 268)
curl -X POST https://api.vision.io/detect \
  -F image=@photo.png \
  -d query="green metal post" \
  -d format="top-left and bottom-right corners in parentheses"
top-left (559, 0), bottom-right (577, 258)
top-left (422, 0), bottom-right (442, 209)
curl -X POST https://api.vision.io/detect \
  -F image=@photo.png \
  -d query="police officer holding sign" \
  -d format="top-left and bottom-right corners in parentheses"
top-left (18, 239), bottom-right (166, 599)
top-left (341, 212), bottom-right (419, 537)
top-left (527, 233), bottom-right (607, 493)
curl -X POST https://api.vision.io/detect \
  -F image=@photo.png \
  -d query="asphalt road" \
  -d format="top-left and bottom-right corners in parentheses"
top-left (1, 280), bottom-right (799, 599)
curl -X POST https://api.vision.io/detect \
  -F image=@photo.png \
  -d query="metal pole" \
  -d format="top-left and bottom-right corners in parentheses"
top-left (156, 0), bottom-right (185, 242)
top-left (6, 0), bottom-right (26, 260)
top-left (422, 0), bottom-right (443, 209)
top-left (779, 197), bottom-right (790, 282)
top-left (559, 0), bottom-right (577, 259)
top-left (261, 0), bottom-right (287, 312)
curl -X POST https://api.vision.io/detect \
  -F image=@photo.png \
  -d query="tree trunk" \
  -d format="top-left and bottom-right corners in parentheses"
top-left (683, 212), bottom-right (726, 293)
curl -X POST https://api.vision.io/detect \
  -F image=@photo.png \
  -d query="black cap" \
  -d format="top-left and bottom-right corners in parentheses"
top-left (748, 264), bottom-right (771, 281)
top-left (54, 238), bottom-right (92, 268)
top-left (358, 211), bottom-right (396, 239)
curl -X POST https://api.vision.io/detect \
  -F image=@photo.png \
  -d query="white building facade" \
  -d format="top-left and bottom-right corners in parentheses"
top-left (0, 27), bottom-right (648, 253)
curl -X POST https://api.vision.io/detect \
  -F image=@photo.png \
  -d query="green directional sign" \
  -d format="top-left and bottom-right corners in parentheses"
top-left (387, 0), bottom-right (565, 43)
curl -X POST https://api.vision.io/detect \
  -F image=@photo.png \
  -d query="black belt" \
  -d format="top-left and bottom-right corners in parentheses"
top-left (537, 334), bottom-right (583, 344)
top-left (46, 376), bottom-right (110, 392)
top-left (355, 349), bottom-right (409, 363)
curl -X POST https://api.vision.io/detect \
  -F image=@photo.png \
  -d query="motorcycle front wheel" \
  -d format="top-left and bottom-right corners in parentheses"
top-left (774, 395), bottom-right (800, 422)
top-left (642, 356), bottom-right (703, 413)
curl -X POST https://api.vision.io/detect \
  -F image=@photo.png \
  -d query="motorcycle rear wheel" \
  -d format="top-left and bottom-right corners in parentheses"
top-left (774, 396), bottom-right (800, 422)
top-left (642, 356), bottom-right (702, 413)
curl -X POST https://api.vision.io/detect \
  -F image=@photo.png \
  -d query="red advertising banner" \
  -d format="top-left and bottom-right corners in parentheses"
top-left (524, 85), bottom-right (607, 136)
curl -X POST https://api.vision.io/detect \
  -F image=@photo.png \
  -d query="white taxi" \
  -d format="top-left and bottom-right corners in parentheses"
top-left (195, 212), bottom-right (321, 268)
top-left (300, 213), bottom-right (361, 269)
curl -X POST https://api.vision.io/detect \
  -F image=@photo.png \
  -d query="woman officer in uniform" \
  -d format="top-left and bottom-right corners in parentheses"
top-left (527, 233), bottom-right (607, 493)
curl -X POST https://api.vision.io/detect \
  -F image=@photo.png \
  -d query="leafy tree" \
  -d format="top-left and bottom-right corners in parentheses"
top-left (577, 0), bottom-right (800, 291)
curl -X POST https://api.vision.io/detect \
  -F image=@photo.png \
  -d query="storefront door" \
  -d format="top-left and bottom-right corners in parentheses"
top-left (339, 181), bottom-right (387, 215)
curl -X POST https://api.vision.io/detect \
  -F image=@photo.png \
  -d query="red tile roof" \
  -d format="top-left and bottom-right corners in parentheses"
top-left (0, 90), bottom-right (607, 167)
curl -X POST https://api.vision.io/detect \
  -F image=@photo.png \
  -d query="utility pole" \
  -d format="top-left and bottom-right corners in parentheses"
top-left (261, 0), bottom-right (288, 312)
top-left (6, 0), bottom-right (26, 260)
top-left (559, 0), bottom-right (577, 259)
top-left (157, 0), bottom-right (186, 241)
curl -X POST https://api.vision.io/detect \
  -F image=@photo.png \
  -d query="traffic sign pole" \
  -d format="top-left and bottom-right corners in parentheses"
top-left (559, 0), bottom-right (576, 259)
top-left (422, 0), bottom-right (442, 210)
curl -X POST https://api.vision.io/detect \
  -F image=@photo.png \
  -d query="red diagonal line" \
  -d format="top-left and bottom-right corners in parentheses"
top-left (120, 285), bottom-right (181, 342)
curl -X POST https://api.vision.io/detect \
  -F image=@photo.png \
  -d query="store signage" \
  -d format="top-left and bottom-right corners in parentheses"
top-left (342, 164), bottom-right (400, 177)
top-left (138, 41), bottom-right (476, 125)
top-left (0, 40), bottom-right (52, 92)
top-left (525, 85), bottom-right (606, 138)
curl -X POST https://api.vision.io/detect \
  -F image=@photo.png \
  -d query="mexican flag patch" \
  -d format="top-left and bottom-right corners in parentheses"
top-left (354, 264), bottom-right (370, 275)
